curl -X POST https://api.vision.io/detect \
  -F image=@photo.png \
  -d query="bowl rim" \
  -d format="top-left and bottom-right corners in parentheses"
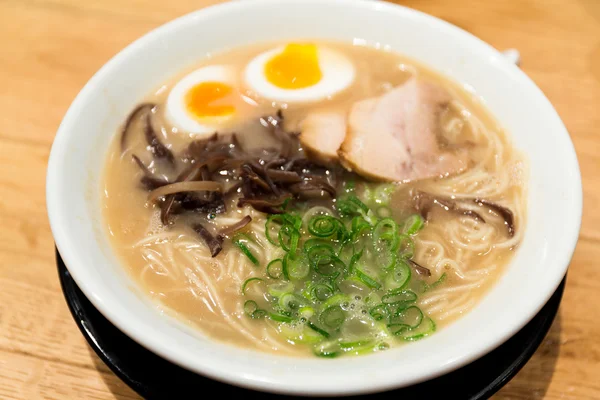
top-left (47, 0), bottom-right (582, 395)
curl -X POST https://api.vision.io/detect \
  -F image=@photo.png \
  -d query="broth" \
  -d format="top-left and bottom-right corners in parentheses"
top-left (102, 41), bottom-right (526, 356)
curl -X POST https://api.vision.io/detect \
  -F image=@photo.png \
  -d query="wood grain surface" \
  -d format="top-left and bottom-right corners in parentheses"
top-left (1, 0), bottom-right (598, 398)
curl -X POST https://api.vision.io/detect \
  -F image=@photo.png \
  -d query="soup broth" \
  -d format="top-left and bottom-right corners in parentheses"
top-left (103, 42), bottom-right (526, 357)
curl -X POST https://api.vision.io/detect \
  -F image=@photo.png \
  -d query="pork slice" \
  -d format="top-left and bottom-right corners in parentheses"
top-left (338, 78), bottom-right (469, 182)
top-left (298, 110), bottom-right (347, 163)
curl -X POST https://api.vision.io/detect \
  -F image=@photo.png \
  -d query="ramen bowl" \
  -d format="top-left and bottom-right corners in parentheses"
top-left (46, 0), bottom-right (581, 395)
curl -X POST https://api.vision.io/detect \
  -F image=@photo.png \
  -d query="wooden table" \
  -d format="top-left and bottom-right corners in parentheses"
top-left (1, 0), bottom-right (598, 398)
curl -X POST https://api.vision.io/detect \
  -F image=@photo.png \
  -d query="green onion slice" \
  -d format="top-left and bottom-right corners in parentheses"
top-left (241, 277), bottom-right (264, 295)
top-left (397, 234), bottom-right (415, 259)
top-left (373, 218), bottom-right (400, 251)
top-left (267, 281), bottom-right (294, 298)
top-left (269, 313), bottom-right (296, 323)
top-left (403, 214), bottom-right (425, 235)
top-left (311, 284), bottom-right (334, 302)
top-left (351, 216), bottom-right (372, 240)
top-left (355, 269), bottom-right (382, 290)
top-left (283, 252), bottom-right (310, 280)
top-left (381, 289), bottom-right (417, 306)
top-left (314, 255), bottom-right (346, 277)
top-left (283, 213), bottom-right (303, 231)
top-left (251, 309), bottom-right (267, 319)
top-left (339, 339), bottom-right (373, 350)
top-left (320, 306), bottom-right (346, 329)
top-left (233, 233), bottom-right (260, 266)
top-left (307, 322), bottom-right (330, 338)
top-left (322, 293), bottom-right (350, 309)
top-left (278, 293), bottom-right (305, 312)
top-left (422, 272), bottom-right (447, 292)
top-left (299, 306), bottom-right (315, 319)
top-left (308, 215), bottom-right (341, 238)
top-left (266, 258), bottom-right (284, 279)
top-left (401, 317), bottom-right (436, 341)
top-left (347, 248), bottom-right (364, 275)
top-left (384, 259), bottom-right (411, 291)
top-left (279, 224), bottom-right (299, 253)
top-left (389, 305), bottom-right (423, 329)
top-left (369, 304), bottom-right (388, 321)
top-left (244, 300), bottom-right (266, 319)
top-left (265, 214), bottom-right (284, 246)
top-left (313, 341), bottom-right (341, 358)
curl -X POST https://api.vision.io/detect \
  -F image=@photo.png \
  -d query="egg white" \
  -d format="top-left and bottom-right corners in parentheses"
top-left (243, 46), bottom-right (355, 103)
top-left (165, 65), bottom-right (237, 136)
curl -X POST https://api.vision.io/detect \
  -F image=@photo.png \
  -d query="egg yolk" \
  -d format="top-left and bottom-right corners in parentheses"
top-left (265, 43), bottom-right (322, 89)
top-left (185, 82), bottom-right (235, 119)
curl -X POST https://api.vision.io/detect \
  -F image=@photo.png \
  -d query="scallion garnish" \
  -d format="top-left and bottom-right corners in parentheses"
top-left (241, 277), bottom-right (264, 295)
top-left (232, 233), bottom-right (259, 266)
top-left (245, 181), bottom-right (438, 357)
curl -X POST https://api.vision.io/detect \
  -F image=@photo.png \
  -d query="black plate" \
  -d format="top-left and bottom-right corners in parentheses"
top-left (57, 248), bottom-right (565, 399)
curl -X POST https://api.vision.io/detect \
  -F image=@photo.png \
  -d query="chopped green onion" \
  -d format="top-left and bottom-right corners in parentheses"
top-left (373, 218), bottom-right (400, 251)
top-left (401, 317), bottom-right (436, 341)
top-left (336, 194), bottom-right (369, 217)
top-left (376, 249), bottom-right (397, 271)
top-left (269, 313), bottom-right (296, 323)
top-left (381, 289), bottom-right (417, 306)
top-left (351, 216), bottom-right (372, 240)
top-left (355, 269), bottom-right (381, 289)
top-left (308, 215), bottom-right (341, 238)
top-left (347, 248), bottom-right (364, 275)
top-left (284, 252), bottom-right (310, 280)
top-left (311, 284), bottom-right (334, 302)
top-left (389, 306), bottom-right (424, 329)
top-left (314, 255), bottom-right (346, 277)
top-left (303, 237), bottom-right (331, 251)
top-left (403, 214), bottom-right (425, 235)
top-left (306, 244), bottom-right (345, 276)
top-left (265, 214), bottom-right (284, 246)
top-left (384, 259), bottom-right (411, 291)
top-left (299, 306), bottom-right (315, 319)
top-left (364, 293), bottom-right (381, 307)
top-left (369, 304), bottom-right (388, 321)
top-left (320, 306), bottom-right (346, 329)
top-left (233, 233), bottom-right (260, 266)
top-left (279, 224), bottom-right (299, 253)
top-left (241, 277), bottom-right (264, 295)
top-left (244, 300), bottom-right (260, 316)
top-left (388, 322), bottom-right (410, 335)
top-left (322, 293), bottom-right (350, 309)
top-left (267, 281), bottom-right (294, 298)
top-left (339, 339), bottom-right (373, 350)
top-left (278, 293), bottom-right (305, 312)
top-left (305, 243), bottom-right (336, 265)
top-left (422, 272), bottom-right (447, 293)
top-left (266, 258), bottom-right (283, 279)
top-left (313, 341), bottom-right (341, 358)
top-left (348, 195), bottom-right (369, 214)
top-left (283, 213), bottom-right (303, 231)
top-left (397, 234), bottom-right (415, 259)
top-left (251, 309), bottom-right (267, 319)
top-left (307, 322), bottom-right (330, 338)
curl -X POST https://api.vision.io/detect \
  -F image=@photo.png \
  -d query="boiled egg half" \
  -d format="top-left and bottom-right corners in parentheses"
top-left (244, 43), bottom-right (355, 103)
top-left (166, 65), bottom-right (249, 136)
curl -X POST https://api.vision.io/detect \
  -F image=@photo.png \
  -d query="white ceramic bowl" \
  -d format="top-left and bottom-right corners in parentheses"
top-left (47, 0), bottom-right (582, 395)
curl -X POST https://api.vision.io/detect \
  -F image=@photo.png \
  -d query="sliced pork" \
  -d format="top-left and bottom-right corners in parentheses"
top-left (338, 78), bottom-right (469, 182)
top-left (298, 110), bottom-right (347, 163)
